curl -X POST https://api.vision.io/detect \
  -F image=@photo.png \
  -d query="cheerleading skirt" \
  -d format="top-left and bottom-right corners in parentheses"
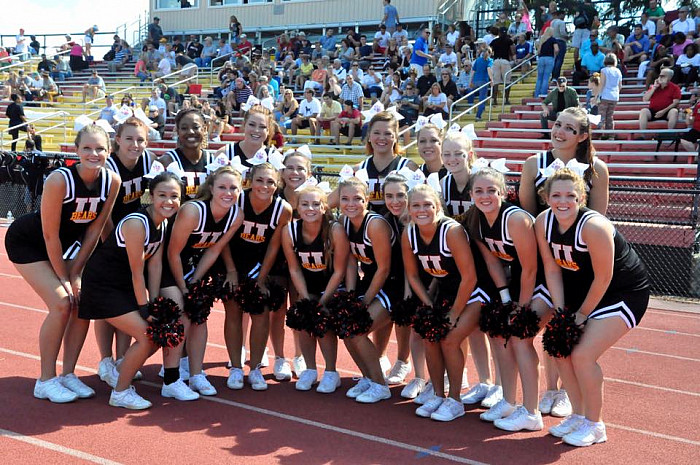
top-left (586, 288), bottom-right (649, 329)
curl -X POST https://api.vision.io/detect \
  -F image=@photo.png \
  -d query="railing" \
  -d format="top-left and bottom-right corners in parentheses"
top-left (499, 54), bottom-right (538, 115)
top-left (210, 51), bottom-right (238, 82)
top-left (84, 85), bottom-right (139, 114)
top-left (154, 64), bottom-right (199, 88)
top-left (448, 81), bottom-right (492, 123)
top-left (0, 111), bottom-right (69, 150)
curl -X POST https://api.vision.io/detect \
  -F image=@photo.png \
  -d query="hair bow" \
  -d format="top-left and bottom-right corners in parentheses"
top-left (470, 157), bottom-right (510, 175)
top-left (426, 172), bottom-right (442, 193)
top-left (396, 166), bottom-right (426, 189)
top-left (143, 160), bottom-right (165, 179)
top-left (584, 108), bottom-right (602, 126)
top-left (113, 105), bottom-right (134, 124)
top-left (339, 164), bottom-right (369, 183)
top-left (293, 176), bottom-right (332, 194)
top-left (132, 107), bottom-right (154, 126)
top-left (284, 144), bottom-right (313, 160)
top-left (539, 158), bottom-right (589, 179)
top-left (74, 115), bottom-right (115, 134)
top-left (267, 149), bottom-right (286, 170)
top-left (230, 156), bottom-right (248, 177)
top-left (415, 113), bottom-right (447, 131)
top-left (205, 153), bottom-right (231, 172)
top-left (385, 105), bottom-right (405, 121)
top-left (447, 123), bottom-right (478, 140)
top-left (248, 148), bottom-right (269, 166)
top-left (361, 101), bottom-right (385, 122)
top-left (166, 162), bottom-right (186, 178)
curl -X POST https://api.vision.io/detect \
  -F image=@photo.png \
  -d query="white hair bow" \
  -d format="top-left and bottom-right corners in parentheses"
top-left (241, 95), bottom-right (275, 112)
top-left (230, 156), bottom-right (248, 177)
top-left (166, 162), bottom-right (186, 179)
top-left (284, 144), bottom-right (313, 160)
top-left (584, 108), bottom-right (602, 126)
top-left (133, 107), bottom-right (154, 126)
top-left (267, 149), bottom-right (286, 170)
top-left (426, 172), bottom-right (442, 193)
top-left (385, 105), bottom-right (405, 121)
top-left (447, 123), bottom-right (478, 140)
top-left (539, 158), bottom-right (589, 179)
top-left (415, 113), bottom-right (447, 131)
top-left (248, 147), bottom-right (269, 166)
top-left (396, 166), bottom-right (426, 189)
top-left (339, 164), bottom-right (369, 183)
top-left (470, 157), bottom-right (510, 175)
top-left (361, 101), bottom-right (385, 122)
top-left (294, 176), bottom-right (332, 194)
top-left (113, 105), bottom-right (134, 124)
top-left (143, 160), bottom-right (165, 179)
top-left (74, 115), bottom-right (115, 134)
top-left (205, 153), bottom-right (231, 172)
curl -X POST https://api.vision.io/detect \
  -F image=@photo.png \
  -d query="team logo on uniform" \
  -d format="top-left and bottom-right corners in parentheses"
top-left (122, 178), bottom-right (144, 204)
top-left (349, 242), bottom-right (373, 264)
top-left (550, 243), bottom-right (580, 271)
top-left (193, 232), bottom-right (224, 248)
top-left (183, 172), bottom-right (208, 196)
top-left (367, 178), bottom-right (384, 202)
top-left (144, 242), bottom-right (161, 259)
top-left (485, 238), bottom-right (514, 261)
top-left (448, 200), bottom-right (473, 216)
top-left (239, 221), bottom-right (269, 243)
top-left (418, 255), bottom-right (448, 277)
top-left (298, 251), bottom-right (326, 271)
top-left (70, 197), bottom-right (101, 223)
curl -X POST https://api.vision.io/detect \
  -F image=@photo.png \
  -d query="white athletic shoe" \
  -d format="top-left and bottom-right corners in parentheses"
top-left (401, 378), bottom-right (426, 399)
top-left (102, 364), bottom-right (119, 389)
top-left (480, 398), bottom-right (516, 422)
top-left (59, 373), bottom-right (95, 399)
top-left (386, 360), bottom-right (411, 385)
top-left (461, 383), bottom-right (492, 404)
top-left (563, 419), bottom-right (607, 447)
top-left (430, 397), bottom-right (465, 422)
top-left (481, 384), bottom-right (503, 408)
top-left (551, 390), bottom-right (573, 417)
top-left (248, 367), bottom-right (268, 391)
top-left (539, 389), bottom-right (558, 414)
top-left (161, 379), bottom-right (200, 401)
top-left (189, 373), bottom-right (217, 396)
top-left (346, 377), bottom-right (372, 399)
top-left (295, 369), bottom-right (318, 391)
top-left (273, 357), bottom-right (293, 381)
top-left (98, 357), bottom-right (116, 382)
top-left (109, 386), bottom-right (152, 410)
top-left (494, 406), bottom-right (544, 431)
top-left (227, 367), bottom-right (244, 390)
top-left (413, 381), bottom-right (435, 405)
top-left (291, 355), bottom-right (307, 378)
top-left (316, 371), bottom-right (341, 394)
top-left (379, 355), bottom-right (391, 376)
top-left (356, 382), bottom-right (391, 403)
top-left (34, 377), bottom-right (78, 403)
top-left (416, 396), bottom-right (443, 418)
top-left (549, 414), bottom-right (586, 438)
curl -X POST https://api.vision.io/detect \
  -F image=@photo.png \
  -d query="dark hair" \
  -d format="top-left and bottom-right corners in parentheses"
top-left (174, 108), bottom-right (206, 129)
top-left (149, 171), bottom-right (184, 198)
top-left (10, 94), bottom-right (20, 102)
top-left (560, 107), bottom-right (596, 183)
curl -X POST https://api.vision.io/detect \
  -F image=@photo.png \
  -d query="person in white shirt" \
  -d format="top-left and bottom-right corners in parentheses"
top-left (446, 24), bottom-right (460, 47)
top-left (361, 66), bottom-right (384, 97)
top-left (348, 61), bottom-right (365, 82)
top-left (374, 25), bottom-right (391, 51)
top-left (332, 59), bottom-right (347, 83)
top-left (672, 7), bottom-right (695, 35)
top-left (156, 56), bottom-right (172, 77)
top-left (15, 29), bottom-right (28, 60)
top-left (392, 23), bottom-right (408, 44)
top-left (640, 12), bottom-right (656, 37)
top-left (291, 88), bottom-right (321, 137)
top-left (148, 88), bottom-right (167, 118)
top-left (483, 27), bottom-right (498, 46)
top-left (438, 43), bottom-right (459, 73)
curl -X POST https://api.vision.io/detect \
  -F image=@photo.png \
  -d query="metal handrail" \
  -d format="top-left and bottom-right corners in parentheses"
top-left (448, 81), bottom-right (492, 123)
top-left (210, 50), bottom-right (238, 81)
top-left (153, 64), bottom-right (199, 87)
top-left (84, 85), bottom-right (139, 113)
top-left (499, 54), bottom-right (537, 114)
top-left (1, 110), bottom-right (69, 150)
top-left (0, 52), bottom-right (25, 63)
top-left (438, 0), bottom-right (461, 15)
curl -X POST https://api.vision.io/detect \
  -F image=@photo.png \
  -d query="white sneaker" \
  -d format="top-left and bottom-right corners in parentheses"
top-left (480, 398), bottom-right (516, 422)
top-left (481, 384), bottom-right (503, 408)
top-left (161, 379), bottom-right (200, 401)
top-left (259, 347), bottom-right (270, 368)
top-left (295, 369), bottom-right (318, 391)
top-left (401, 378), bottom-right (426, 399)
top-left (563, 419), bottom-right (607, 447)
top-left (356, 382), bottom-right (391, 403)
top-left (189, 373), bottom-right (217, 396)
top-left (416, 395), bottom-right (443, 418)
top-left (273, 357), bottom-right (293, 381)
top-left (59, 374), bottom-right (95, 399)
top-left (539, 389), bottom-right (558, 414)
top-left (461, 383), bottom-right (491, 404)
top-left (179, 357), bottom-right (191, 381)
top-left (379, 355), bottom-right (391, 376)
top-left (549, 414), bottom-right (586, 438)
top-left (109, 386), bottom-right (152, 410)
top-left (431, 397), bottom-right (466, 422)
top-left (413, 381), bottom-right (435, 405)
top-left (292, 355), bottom-right (307, 378)
top-left (346, 377), bottom-right (372, 399)
top-left (386, 360), bottom-right (411, 385)
top-left (494, 406), bottom-right (544, 431)
top-left (316, 371), bottom-right (341, 394)
top-left (551, 390), bottom-right (573, 417)
top-left (227, 367), bottom-right (244, 390)
top-left (34, 377), bottom-right (78, 403)
top-left (98, 357), bottom-right (116, 381)
top-left (248, 368), bottom-right (268, 391)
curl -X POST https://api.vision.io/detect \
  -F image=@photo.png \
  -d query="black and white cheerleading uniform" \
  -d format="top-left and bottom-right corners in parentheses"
top-left (230, 190), bottom-right (286, 278)
top-left (532, 151), bottom-right (595, 215)
top-left (164, 148), bottom-right (213, 199)
top-left (224, 142), bottom-right (272, 189)
top-left (384, 211), bottom-right (406, 300)
top-left (288, 219), bottom-right (330, 296)
top-left (79, 208), bottom-right (165, 320)
top-left (359, 155), bottom-right (411, 215)
top-left (105, 151), bottom-right (154, 223)
top-left (343, 211), bottom-right (395, 310)
top-left (543, 207), bottom-right (650, 328)
top-left (477, 202), bottom-right (552, 306)
top-left (440, 173), bottom-right (473, 218)
top-left (161, 200), bottom-right (240, 287)
top-left (5, 164), bottom-right (114, 264)
top-left (419, 163), bottom-right (448, 180)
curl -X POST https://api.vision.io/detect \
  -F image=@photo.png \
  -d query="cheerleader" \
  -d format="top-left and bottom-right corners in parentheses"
top-left (95, 117), bottom-right (155, 385)
top-left (416, 123), bottom-right (447, 179)
top-left (535, 169), bottom-right (649, 446)
top-left (402, 184), bottom-right (477, 421)
top-left (281, 186), bottom-right (350, 393)
top-left (382, 174), bottom-right (424, 394)
top-left (224, 163), bottom-right (293, 391)
top-left (163, 166), bottom-right (243, 400)
top-left (5, 125), bottom-right (120, 403)
top-left (468, 168), bottom-right (552, 431)
top-left (519, 107), bottom-right (610, 417)
top-left (338, 176), bottom-right (394, 403)
top-left (78, 172), bottom-right (182, 409)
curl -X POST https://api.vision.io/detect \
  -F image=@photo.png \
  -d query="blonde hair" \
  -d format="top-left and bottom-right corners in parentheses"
top-left (542, 168), bottom-right (588, 204)
top-left (196, 166), bottom-right (242, 201)
top-left (442, 131), bottom-right (477, 169)
top-left (75, 124), bottom-right (110, 151)
top-left (407, 184), bottom-right (445, 224)
top-left (470, 167), bottom-right (507, 196)
top-left (338, 176), bottom-right (368, 199)
top-left (296, 186), bottom-right (335, 266)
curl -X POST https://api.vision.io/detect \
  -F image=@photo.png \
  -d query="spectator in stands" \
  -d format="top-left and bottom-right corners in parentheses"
top-left (39, 72), bottom-right (58, 101)
top-left (438, 43), bottom-right (459, 74)
top-left (382, 0), bottom-right (400, 34)
top-left (26, 124), bottom-right (42, 152)
top-left (410, 28), bottom-right (432, 77)
top-left (644, 0), bottom-right (665, 24)
top-left (456, 59), bottom-right (473, 96)
top-left (108, 44), bottom-right (129, 72)
top-left (444, 24), bottom-right (460, 48)
top-left (321, 29), bottom-right (338, 58)
top-left (317, 93), bottom-right (342, 136)
top-left (331, 58), bottom-right (347, 83)
top-left (624, 24), bottom-right (651, 64)
top-left (598, 54), bottom-right (623, 137)
top-left (481, 27), bottom-right (498, 46)
top-left (331, 99), bottom-right (361, 145)
top-left (672, 43), bottom-right (700, 90)
top-left (573, 41), bottom-right (604, 86)
top-left (571, 1), bottom-right (597, 64)
top-left (294, 32), bottom-right (312, 58)
top-left (385, 38), bottom-right (400, 61)
top-left (326, 75), bottom-right (342, 100)
top-left (155, 52), bottom-right (172, 78)
top-left (538, 1), bottom-right (557, 32)
top-left (423, 82), bottom-right (448, 119)
top-left (276, 88), bottom-right (299, 132)
top-left (672, 6), bottom-right (695, 35)
top-left (186, 35), bottom-right (202, 59)
top-left (339, 74), bottom-right (364, 110)
top-left (509, 12), bottom-right (528, 37)
top-left (468, 47), bottom-right (492, 121)
top-left (195, 37), bottom-right (216, 68)
top-left (291, 88), bottom-right (321, 139)
top-left (237, 34), bottom-right (253, 58)
top-left (148, 17), bottom-right (163, 45)
top-left (535, 28), bottom-right (559, 97)
top-left (493, 12), bottom-right (511, 31)
top-left (348, 61), bottom-right (365, 84)
top-left (147, 105), bottom-right (166, 140)
top-left (339, 39), bottom-right (355, 70)
top-left (680, 95), bottom-right (700, 152)
top-left (134, 55), bottom-right (150, 83)
top-left (214, 38), bottom-right (233, 67)
top-left (601, 26), bottom-right (625, 55)
top-left (640, 12), bottom-right (656, 37)
top-left (489, 27), bottom-right (515, 105)
top-left (643, 44), bottom-right (673, 87)
top-left (148, 88), bottom-right (167, 118)
top-left (355, 35), bottom-right (374, 67)
top-left (69, 40), bottom-right (87, 71)
top-left (379, 76), bottom-right (401, 107)
top-left (671, 32), bottom-right (693, 58)
top-left (304, 61), bottom-right (328, 94)
top-left (438, 66), bottom-right (459, 108)
top-left (6, 94), bottom-right (27, 151)
top-left (416, 63), bottom-right (436, 97)
top-left (229, 15), bottom-right (242, 44)
top-left (175, 52), bottom-right (197, 78)
top-left (514, 32), bottom-right (534, 72)
top-left (81, 69), bottom-right (106, 102)
top-left (99, 95), bottom-right (119, 127)
top-left (540, 77), bottom-right (579, 131)
top-left (396, 82), bottom-right (420, 143)
top-left (585, 72), bottom-right (601, 115)
top-left (29, 35), bottom-right (41, 55)
top-left (639, 68), bottom-right (681, 133)
top-left (227, 77), bottom-right (252, 112)
top-left (375, 25), bottom-right (391, 54)
top-left (391, 22), bottom-right (407, 43)
top-left (15, 29), bottom-right (28, 60)
top-left (37, 55), bottom-right (53, 73)
top-left (361, 66), bottom-right (384, 98)
top-left (51, 55), bottom-right (71, 82)
top-left (550, 11), bottom-right (569, 80)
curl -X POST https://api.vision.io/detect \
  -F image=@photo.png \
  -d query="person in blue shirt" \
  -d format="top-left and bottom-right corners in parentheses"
top-left (579, 29), bottom-right (604, 57)
top-left (410, 28), bottom-right (432, 77)
top-left (320, 29), bottom-right (338, 58)
top-left (573, 41), bottom-right (605, 85)
top-left (382, 0), bottom-right (400, 34)
top-left (623, 24), bottom-right (650, 64)
top-left (467, 47), bottom-right (493, 121)
top-left (514, 33), bottom-right (534, 72)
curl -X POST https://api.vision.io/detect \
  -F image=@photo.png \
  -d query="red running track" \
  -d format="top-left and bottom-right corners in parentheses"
top-left (0, 228), bottom-right (699, 465)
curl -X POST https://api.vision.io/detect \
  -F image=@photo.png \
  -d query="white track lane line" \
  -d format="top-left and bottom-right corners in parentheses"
top-left (0, 428), bottom-right (123, 464)
top-left (0, 347), bottom-right (488, 465)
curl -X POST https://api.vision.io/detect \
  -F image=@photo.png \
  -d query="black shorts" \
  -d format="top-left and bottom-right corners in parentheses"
top-left (339, 124), bottom-right (356, 136)
top-left (681, 128), bottom-right (700, 143)
top-left (297, 118), bottom-right (311, 129)
top-left (647, 111), bottom-right (671, 122)
top-left (587, 287), bottom-right (649, 329)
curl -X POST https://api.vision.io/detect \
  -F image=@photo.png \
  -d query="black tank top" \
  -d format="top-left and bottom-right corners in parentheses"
top-left (344, 211), bottom-right (394, 290)
top-left (359, 155), bottom-right (411, 214)
top-left (407, 217), bottom-right (463, 296)
top-left (105, 151), bottom-right (154, 223)
top-left (384, 211), bottom-right (405, 291)
top-left (288, 219), bottom-right (330, 295)
top-left (440, 173), bottom-right (473, 217)
top-left (532, 151), bottom-right (595, 214)
top-left (419, 163), bottom-right (448, 180)
top-left (165, 148), bottom-right (213, 199)
top-left (224, 142), bottom-right (272, 189)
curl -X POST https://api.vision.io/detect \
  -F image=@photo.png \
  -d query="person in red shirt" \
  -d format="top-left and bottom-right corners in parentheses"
top-left (330, 99), bottom-right (361, 145)
top-left (237, 34), bottom-right (253, 57)
top-left (680, 94), bottom-right (700, 151)
top-left (639, 68), bottom-right (681, 132)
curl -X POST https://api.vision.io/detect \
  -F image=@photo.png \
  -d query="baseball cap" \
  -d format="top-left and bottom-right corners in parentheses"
top-left (557, 77), bottom-right (567, 84)
top-left (154, 16), bottom-right (160, 20)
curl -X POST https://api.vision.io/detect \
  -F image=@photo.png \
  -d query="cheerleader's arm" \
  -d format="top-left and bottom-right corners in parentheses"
top-left (281, 224), bottom-right (310, 300)
top-left (320, 223), bottom-right (350, 306)
top-left (147, 243), bottom-right (163, 300)
top-left (535, 213), bottom-right (565, 309)
top-left (167, 203), bottom-right (201, 293)
top-left (41, 174), bottom-right (73, 296)
top-left (577, 216), bottom-right (615, 317)
top-left (360, 217), bottom-right (392, 305)
top-left (401, 230), bottom-right (431, 306)
top-left (448, 225), bottom-right (477, 322)
top-left (255, 203), bottom-right (292, 287)
top-left (510, 211), bottom-right (538, 305)
top-left (122, 218), bottom-right (149, 306)
top-left (588, 159), bottom-right (610, 216)
top-left (518, 156), bottom-right (540, 216)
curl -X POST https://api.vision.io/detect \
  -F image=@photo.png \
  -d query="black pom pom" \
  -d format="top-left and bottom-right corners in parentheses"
top-left (211, 273), bottom-right (235, 303)
top-left (542, 309), bottom-right (585, 358)
top-left (479, 300), bottom-right (513, 339)
top-left (183, 278), bottom-right (215, 325)
top-left (326, 291), bottom-right (372, 339)
top-left (508, 304), bottom-right (541, 339)
top-left (265, 281), bottom-right (287, 312)
top-left (286, 298), bottom-right (330, 338)
top-left (391, 296), bottom-right (421, 327)
top-left (146, 297), bottom-right (185, 348)
top-left (232, 277), bottom-right (268, 314)
top-left (412, 299), bottom-right (452, 343)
